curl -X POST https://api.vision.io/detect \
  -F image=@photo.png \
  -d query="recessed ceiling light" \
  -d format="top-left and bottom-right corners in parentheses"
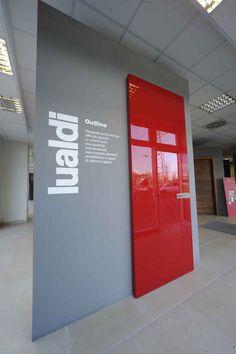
top-left (199, 93), bottom-right (235, 113)
top-left (0, 95), bottom-right (22, 113)
top-left (0, 39), bottom-right (13, 75)
top-left (195, 0), bottom-right (223, 13)
top-left (206, 120), bottom-right (226, 129)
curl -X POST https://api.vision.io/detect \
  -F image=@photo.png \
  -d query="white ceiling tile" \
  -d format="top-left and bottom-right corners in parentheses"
top-left (184, 71), bottom-right (207, 94)
top-left (219, 129), bottom-right (236, 138)
top-left (8, 0), bottom-right (37, 36)
top-left (190, 107), bottom-right (209, 121)
top-left (165, 15), bottom-right (224, 68)
top-left (212, 123), bottom-right (234, 134)
top-left (5, 134), bottom-right (28, 142)
top-left (42, 0), bottom-right (74, 15)
top-left (129, 0), bottom-right (197, 51)
top-left (13, 29), bottom-right (36, 71)
top-left (211, 133), bottom-right (234, 143)
top-left (0, 111), bottom-right (25, 124)
top-left (192, 126), bottom-right (208, 134)
top-left (228, 87), bottom-right (236, 99)
top-left (19, 68), bottom-right (36, 93)
top-left (4, 130), bottom-right (28, 139)
top-left (213, 66), bottom-right (236, 92)
top-left (200, 140), bottom-right (222, 147)
top-left (73, 2), bottom-right (124, 41)
top-left (28, 119), bottom-right (34, 129)
top-left (22, 90), bottom-right (35, 109)
top-left (25, 107), bottom-right (35, 122)
top-left (0, 121), bottom-right (27, 132)
top-left (192, 41), bottom-right (236, 81)
top-left (194, 129), bottom-right (216, 138)
top-left (213, 131), bottom-right (236, 140)
top-left (214, 103), bottom-right (236, 118)
top-left (190, 84), bottom-right (221, 106)
top-left (157, 54), bottom-right (186, 75)
top-left (0, 73), bottom-right (18, 97)
top-left (0, 9), bottom-right (5, 37)
top-left (224, 114), bottom-right (236, 124)
top-left (82, 0), bottom-right (141, 26)
top-left (211, 0), bottom-right (236, 48)
top-left (193, 114), bottom-right (220, 127)
top-left (121, 32), bottom-right (160, 60)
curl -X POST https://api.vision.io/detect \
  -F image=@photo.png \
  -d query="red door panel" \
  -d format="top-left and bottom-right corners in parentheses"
top-left (127, 74), bottom-right (194, 298)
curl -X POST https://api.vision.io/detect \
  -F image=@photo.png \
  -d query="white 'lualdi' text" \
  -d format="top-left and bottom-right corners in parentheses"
top-left (47, 111), bottom-right (79, 195)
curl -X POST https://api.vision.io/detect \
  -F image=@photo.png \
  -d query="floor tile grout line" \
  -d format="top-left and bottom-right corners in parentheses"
top-left (130, 296), bottom-right (151, 323)
top-left (102, 322), bottom-right (149, 354)
top-left (65, 326), bottom-right (73, 354)
top-left (199, 235), bottom-right (228, 247)
top-left (103, 262), bottom-right (236, 353)
top-left (132, 337), bottom-right (144, 354)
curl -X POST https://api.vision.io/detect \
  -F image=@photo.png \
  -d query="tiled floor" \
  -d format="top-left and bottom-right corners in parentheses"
top-left (0, 216), bottom-right (236, 353)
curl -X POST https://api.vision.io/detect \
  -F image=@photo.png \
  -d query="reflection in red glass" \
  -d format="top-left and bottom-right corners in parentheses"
top-left (132, 146), bottom-right (157, 233)
top-left (156, 130), bottom-right (176, 146)
top-left (131, 125), bottom-right (149, 141)
top-left (128, 82), bottom-right (139, 98)
top-left (127, 74), bottom-right (194, 298)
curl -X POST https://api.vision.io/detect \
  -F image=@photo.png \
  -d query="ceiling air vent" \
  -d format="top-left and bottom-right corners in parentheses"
top-left (206, 120), bottom-right (226, 129)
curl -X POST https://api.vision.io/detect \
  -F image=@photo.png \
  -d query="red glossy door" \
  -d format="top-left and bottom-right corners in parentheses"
top-left (127, 74), bottom-right (194, 298)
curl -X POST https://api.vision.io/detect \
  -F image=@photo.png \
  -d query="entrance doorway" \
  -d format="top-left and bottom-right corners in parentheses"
top-left (194, 158), bottom-right (217, 215)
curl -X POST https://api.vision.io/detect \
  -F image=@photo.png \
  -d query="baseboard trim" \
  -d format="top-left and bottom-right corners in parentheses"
top-left (1, 219), bottom-right (27, 226)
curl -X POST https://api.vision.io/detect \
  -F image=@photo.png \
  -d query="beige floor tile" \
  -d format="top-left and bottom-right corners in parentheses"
top-left (68, 298), bottom-right (148, 354)
top-left (198, 215), bottom-right (236, 226)
top-left (186, 280), bottom-right (236, 339)
top-left (0, 320), bottom-right (70, 354)
top-left (178, 248), bottom-right (232, 293)
top-left (105, 339), bottom-right (140, 354)
top-left (133, 279), bottom-right (191, 321)
top-left (0, 280), bottom-right (20, 326)
top-left (211, 237), bottom-right (236, 256)
top-left (13, 277), bottom-right (32, 323)
top-left (198, 227), bottom-right (226, 246)
top-left (201, 239), bottom-right (236, 268)
top-left (218, 266), bottom-right (236, 290)
top-left (133, 303), bottom-right (236, 354)
top-left (1, 217), bottom-right (236, 354)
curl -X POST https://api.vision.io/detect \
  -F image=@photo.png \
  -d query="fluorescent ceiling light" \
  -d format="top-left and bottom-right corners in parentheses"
top-left (199, 93), bottom-right (235, 113)
top-left (0, 95), bottom-right (22, 113)
top-left (195, 0), bottom-right (223, 13)
top-left (0, 39), bottom-right (13, 75)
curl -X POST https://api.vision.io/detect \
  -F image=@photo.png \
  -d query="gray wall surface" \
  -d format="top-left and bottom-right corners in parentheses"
top-left (0, 138), bottom-right (2, 223)
top-left (33, 2), bottom-right (199, 340)
top-left (194, 147), bottom-right (226, 216)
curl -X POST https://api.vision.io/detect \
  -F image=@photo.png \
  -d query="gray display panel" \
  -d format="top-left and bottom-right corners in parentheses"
top-left (33, 2), bottom-right (199, 340)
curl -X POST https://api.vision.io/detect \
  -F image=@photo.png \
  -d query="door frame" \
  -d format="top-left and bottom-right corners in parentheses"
top-left (194, 157), bottom-right (218, 215)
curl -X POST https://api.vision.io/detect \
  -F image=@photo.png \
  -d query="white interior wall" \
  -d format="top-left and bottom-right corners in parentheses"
top-left (1, 140), bottom-right (28, 223)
